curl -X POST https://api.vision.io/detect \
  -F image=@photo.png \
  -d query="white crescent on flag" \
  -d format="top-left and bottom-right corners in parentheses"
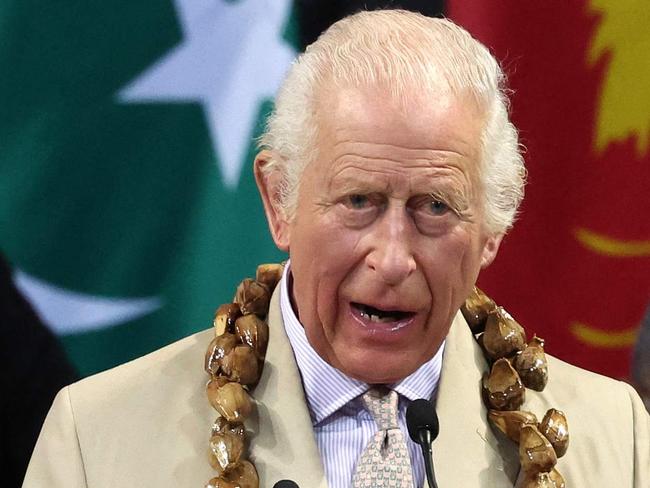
top-left (13, 269), bottom-right (163, 335)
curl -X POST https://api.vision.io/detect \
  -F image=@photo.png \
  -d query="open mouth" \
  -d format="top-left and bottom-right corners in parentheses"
top-left (351, 302), bottom-right (415, 324)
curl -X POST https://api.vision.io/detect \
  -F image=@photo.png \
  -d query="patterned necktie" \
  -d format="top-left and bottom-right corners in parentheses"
top-left (351, 388), bottom-right (414, 488)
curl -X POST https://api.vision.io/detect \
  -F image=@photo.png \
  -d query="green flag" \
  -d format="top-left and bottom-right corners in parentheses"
top-left (0, 0), bottom-right (297, 376)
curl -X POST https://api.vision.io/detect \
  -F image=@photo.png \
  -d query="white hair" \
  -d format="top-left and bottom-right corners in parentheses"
top-left (259, 9), bottom-right (526, 234)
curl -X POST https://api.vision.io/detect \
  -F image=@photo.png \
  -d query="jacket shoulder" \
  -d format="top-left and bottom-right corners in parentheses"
top-left (531, 352), bottom-right (639, 425)
top-left (63, 329), bottom-right (216, 487)
top-left (69, 328), bottom-right (212, 400)
top-left (525, 353), bottom-right (649, 486)
top-left (546, 353), bottom-right (629, 397)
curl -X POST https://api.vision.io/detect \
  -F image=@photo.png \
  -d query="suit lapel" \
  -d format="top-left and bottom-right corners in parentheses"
top-left (430, 313), bottom-right (519, 487)
top-left (248, 288), bottom-right (328, 488)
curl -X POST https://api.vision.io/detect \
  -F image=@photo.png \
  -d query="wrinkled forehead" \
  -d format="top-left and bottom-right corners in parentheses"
top-left (312, 82), bottom-right (487, 165)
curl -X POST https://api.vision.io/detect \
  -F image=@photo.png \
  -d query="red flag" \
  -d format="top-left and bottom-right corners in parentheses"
top-left (449, 1), bottom-right (650, 379)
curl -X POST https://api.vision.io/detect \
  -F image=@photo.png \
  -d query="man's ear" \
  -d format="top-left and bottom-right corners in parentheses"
top-left (480, 233), bottom-right (503, 268)
top-left (254, 150), bottom-right (290, 251)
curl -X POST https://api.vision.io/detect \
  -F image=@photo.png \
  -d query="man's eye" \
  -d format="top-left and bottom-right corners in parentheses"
top-left (346, 194), bottom-right (370, 209)
top-left (428, 199), bottom-right (449, 215)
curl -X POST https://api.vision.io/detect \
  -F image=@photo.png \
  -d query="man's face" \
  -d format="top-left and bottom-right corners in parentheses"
top-left (258, 85), bottom-right (501, 383)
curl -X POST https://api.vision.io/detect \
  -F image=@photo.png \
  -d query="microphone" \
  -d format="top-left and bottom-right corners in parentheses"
top-left (406, 399), bottom-right (440, 488)
top-left (273, 480), bottom-right (299, 488)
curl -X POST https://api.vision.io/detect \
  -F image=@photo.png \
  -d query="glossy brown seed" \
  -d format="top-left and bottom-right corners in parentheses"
top-left (208, 432), bottom-right (244, 474)
top-left (205, 333), bottom-right (238, 376)
top-left (514, 471), bottom-right (562, 488)
top-left (461, 286), bottom-right (496, 333)
top-left (206, 377), bottom-right (230, 418)
top-left (221, 345), bottom-right (260, 385)
top-left (519, 424), bottom-right (557, 475)
top-left (235, 314), bottom-right (269, 357)
top-left (235, 279), bottom-right (270, 317)
top-left (227, 460), bottom-right (259, 488)
top-left (483, 358), bottom-right (526, 411)
top-left (488, 409), bottom-right (538, 443)
top-left (206, 376), bottom-right (229, 395)
top-left (256, 263), bottom-right (284, 293)
top-left (206, 380), bottom-right (253, 422)
top-left (514, 336), bottom-right (548, 391)
top-left (211, 416), bottom-right (245, 438)
top-left (539, 409), bottom-right (569, 458)
top-left (205, 477), bottom-right (238, 488)
top-left (214, 303), bottom-right (242, 336)
top-left (548, 468), bottom-right (566, 488)
top-left (483, 307), bottom-right (527, 360)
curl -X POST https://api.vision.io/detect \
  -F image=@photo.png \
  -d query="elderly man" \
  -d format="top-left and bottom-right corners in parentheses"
top-left (23, 9), bottom-right (649, 488)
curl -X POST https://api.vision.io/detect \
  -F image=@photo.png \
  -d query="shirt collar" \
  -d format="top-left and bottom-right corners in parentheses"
top-left (279, 261), bottom-right (445, 425)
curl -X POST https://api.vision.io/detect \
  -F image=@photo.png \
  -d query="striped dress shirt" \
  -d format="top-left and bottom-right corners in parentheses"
top-left (279, 264), bottom-right (445, 488)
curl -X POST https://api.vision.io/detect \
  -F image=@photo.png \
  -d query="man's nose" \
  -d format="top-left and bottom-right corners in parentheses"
top-left (365, 206), bottom-right (416, 286)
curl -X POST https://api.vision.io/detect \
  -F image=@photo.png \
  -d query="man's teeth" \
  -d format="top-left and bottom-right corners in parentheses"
top-left (359, 309), bottom-right (397, 323)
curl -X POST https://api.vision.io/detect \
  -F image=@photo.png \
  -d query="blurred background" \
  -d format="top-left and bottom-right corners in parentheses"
top-left (1, 0), bottom-right (648, 483)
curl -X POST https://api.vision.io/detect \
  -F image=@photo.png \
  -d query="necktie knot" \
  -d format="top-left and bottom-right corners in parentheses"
top-left (352, 387), bottom-right (413, 487)
top-left (362, 387), bottom-right (399, 431)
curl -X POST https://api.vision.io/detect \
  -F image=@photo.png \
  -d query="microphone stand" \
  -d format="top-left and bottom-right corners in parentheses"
top-left (416, 428), bottom-right (438, 488)
top-left (406, 398), bottom-right (440, 488)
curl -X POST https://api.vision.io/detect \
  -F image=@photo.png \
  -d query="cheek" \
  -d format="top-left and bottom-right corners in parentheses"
top-left (290, 217), bottom-right (363, 324)
top-left (422, 229), bottom-right (484, 299)
top-left (313, 227), bottom-right (365, 315)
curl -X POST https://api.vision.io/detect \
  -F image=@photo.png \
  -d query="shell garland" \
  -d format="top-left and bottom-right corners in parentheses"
top-left (203, 268), bottom-right (569, 488)
top-left (204, 263), bottom-right (283, 488)
top-left (461, 287), bottom-right (569, 488)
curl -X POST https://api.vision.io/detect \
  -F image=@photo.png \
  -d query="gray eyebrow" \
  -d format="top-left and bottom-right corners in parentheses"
top-left (427, 188), bottom-right (471, 218)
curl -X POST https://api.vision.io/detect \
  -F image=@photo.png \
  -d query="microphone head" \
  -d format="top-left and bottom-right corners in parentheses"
top-left (406, 398), bottom-right (439, 443)
top-left (273, 481), bottom-right (299, 488)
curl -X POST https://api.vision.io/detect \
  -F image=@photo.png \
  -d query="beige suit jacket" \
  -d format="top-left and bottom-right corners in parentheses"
top-left (23, 289), bottom-right (650, 487)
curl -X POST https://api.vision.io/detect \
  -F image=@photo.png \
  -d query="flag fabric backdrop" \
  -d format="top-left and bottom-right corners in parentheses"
top-left (0, 0), bottom-right (297, 376)
top-left (2, 1), bottom-right (648, 382)
top-left (449, 0), bottom-right (650, 379)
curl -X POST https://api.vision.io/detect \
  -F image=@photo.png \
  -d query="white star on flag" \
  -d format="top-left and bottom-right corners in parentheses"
top-left (117, 0), bottom-right (295, 187)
